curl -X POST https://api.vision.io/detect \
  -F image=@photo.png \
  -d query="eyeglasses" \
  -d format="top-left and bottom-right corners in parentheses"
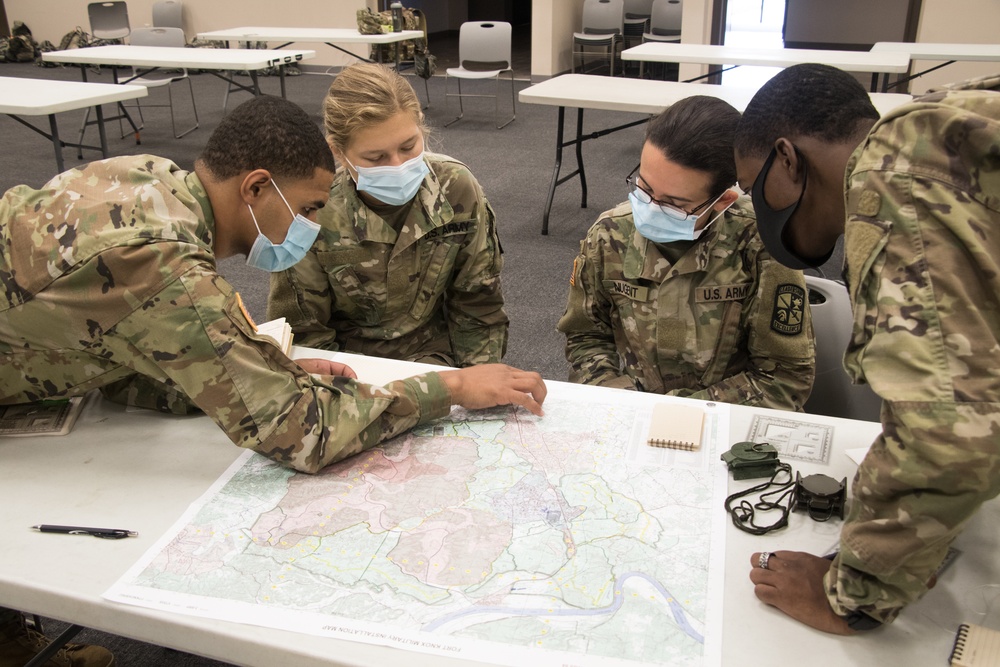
top-left (626, 164), bottom-right (718, 218)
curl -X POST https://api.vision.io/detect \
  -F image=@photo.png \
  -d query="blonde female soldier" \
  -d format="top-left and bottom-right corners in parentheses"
top-left (268, 62), bottom-right (508, 366)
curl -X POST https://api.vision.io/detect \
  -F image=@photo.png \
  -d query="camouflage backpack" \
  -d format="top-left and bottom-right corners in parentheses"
top-left (57, 27), bottom-right (92, 51)
top-left (356, 6), bottom-right (422, 63)
top-left (3, 21), bottom-right (38, 63)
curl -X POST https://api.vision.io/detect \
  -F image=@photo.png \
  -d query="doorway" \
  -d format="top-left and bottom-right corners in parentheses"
top-left (721, 0), bottom-right (784, 87)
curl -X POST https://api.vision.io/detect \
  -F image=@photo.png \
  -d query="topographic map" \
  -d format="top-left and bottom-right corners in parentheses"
top-left (106, 392), bottom-right (728, 667)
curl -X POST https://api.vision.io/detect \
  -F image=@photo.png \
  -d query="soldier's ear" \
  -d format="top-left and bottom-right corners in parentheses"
top-left (240, 169), bottom-right (273, 204)
top-left (716, 189), bottom-right (740, 209)
top-left (773, 138), bottom-right (805, 184)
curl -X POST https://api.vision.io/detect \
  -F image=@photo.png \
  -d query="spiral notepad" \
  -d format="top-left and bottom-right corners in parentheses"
top-left (950, 623), bottom-right (1000, 667)
top-left (646, 403), bottom-right (705, 451)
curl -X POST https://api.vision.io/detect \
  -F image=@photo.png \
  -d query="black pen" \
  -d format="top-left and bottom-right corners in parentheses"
top-left (31, 524), bottom-right (138, 539)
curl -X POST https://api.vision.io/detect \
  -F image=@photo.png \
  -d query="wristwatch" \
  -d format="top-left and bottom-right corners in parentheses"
top-left (842, 609), bottom-right (883, 631)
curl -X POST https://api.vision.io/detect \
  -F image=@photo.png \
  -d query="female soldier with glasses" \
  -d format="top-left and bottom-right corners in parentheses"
top-left (557, 96), bottom-right (815, 409)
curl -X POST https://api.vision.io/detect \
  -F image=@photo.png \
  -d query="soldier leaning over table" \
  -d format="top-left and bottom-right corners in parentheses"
top-left (0, 95), bottom-right (545, 666)
top-left (734, 63), bottom-right (1000, 634)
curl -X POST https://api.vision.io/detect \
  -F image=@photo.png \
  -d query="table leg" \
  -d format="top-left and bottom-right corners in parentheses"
top-left (47, 114), bottom-right (65, 173)
top-left (250, 71), bottom-right (261, 96)
top-left (542, 106), bottom-right (566, 236)
top-left (94, 105), bottom-right (110, 157)
top-left (539, 106), bottom-right (648, 235)
top-left (279, 66), bottom-right (287, 98)
top-left (576, 107), bottom-right (588, 211)
top-left (23, 624), bottom-right (82, 667)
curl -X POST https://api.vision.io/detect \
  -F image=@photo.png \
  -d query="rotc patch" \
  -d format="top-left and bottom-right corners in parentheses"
top-left (771, 284), bottom-right (805, 335)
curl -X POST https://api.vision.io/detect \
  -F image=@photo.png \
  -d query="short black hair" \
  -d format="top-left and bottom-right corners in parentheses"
top-left (734, 63), bottom-right (880, 160)
top-left (646, 95), bottom-right (741, 195)
top-left (197, 95), bottom-right (336, 180)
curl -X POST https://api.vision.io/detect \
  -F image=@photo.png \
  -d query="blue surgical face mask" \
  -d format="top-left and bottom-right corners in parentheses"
top-left (245, 180), bottom-right (320, 273)
top-left (346, 152), bottom-right (429, 206)
top-left (629, 190), bottom-right (730, 244)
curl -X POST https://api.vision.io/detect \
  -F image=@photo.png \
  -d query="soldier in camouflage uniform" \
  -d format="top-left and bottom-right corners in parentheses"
top-left (0, 95), bottom-right (544, 474)
top-left (734, 64), bottom-right (1000, 633)
top-left (268, 62), bottom-right (508, 367)
top-left (557, 97), bottom-right (815, 410)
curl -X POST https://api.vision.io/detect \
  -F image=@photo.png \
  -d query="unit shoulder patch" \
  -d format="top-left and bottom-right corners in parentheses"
top-left (771, 283), bottom-right (805, 335)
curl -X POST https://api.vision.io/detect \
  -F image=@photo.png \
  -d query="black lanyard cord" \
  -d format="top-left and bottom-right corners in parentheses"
top-left (724, 462), bottom-right (796, 535)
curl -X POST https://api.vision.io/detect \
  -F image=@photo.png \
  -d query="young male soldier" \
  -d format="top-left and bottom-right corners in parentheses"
top-left (0, 95), bottom-right (545, 665)
top-left (733, 63), bottom-right (1000, 634)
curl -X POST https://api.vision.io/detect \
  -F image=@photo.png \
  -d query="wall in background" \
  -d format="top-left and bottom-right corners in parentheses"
top-left (910, 0), bottom-right (1000, 93)
top-left (405, 0), bottom-right (468, 35)
top-left (5, 0), bottom-right (996, 86)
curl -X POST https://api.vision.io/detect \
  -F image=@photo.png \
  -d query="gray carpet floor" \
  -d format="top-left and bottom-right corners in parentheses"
top-left (0, 50), bottom-right (843, 665)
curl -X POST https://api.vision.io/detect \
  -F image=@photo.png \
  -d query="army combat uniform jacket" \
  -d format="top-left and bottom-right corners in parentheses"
top-left (557, 201), bottom-right (815, 410)
top-left (825, 91), bottom-right (1000, 624)
top-left (0, 156), bottom-right (451, 474)
top-left (268, 152), bottom-right (508, 367)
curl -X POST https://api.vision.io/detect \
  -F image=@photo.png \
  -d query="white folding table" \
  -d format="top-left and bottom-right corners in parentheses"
top-left (42, 44), bottom-right (315, 100)
top-left (41, 45), bottom-right (315, 154)
top-left (518, 74), bottom-right (913, 234)
top-left (1, 350), bottom-right (997, 667)
top-left (195, 26), bottom-right (424, 65)
top-left (621, 42), bottom-right (912, 91)
top-left (0, 76), bottom-right (147, 172)
top-left (871, 42), bottom-right (1000, 91)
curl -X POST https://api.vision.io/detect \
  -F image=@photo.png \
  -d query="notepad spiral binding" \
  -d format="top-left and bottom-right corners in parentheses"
top-left (950, 623), bottom-right (972, 666)
top-left (647, 438), bottom-right (698, 451)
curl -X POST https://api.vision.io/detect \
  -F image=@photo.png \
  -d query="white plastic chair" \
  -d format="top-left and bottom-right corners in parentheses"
top-left (88, 1), bottom-right (130, 41)
top-left (152, 0), bottom-right (183, 29)
top-left (623, 0), bottom-right (654, 48)
top-left (803, 276), bottom-right (882, 422)
top-left (444, 21), bottom-right (515, 129)
top-left (639, 0), bottom-right (682, 77)
top-left (125, 27), bottom-right (199, 138)
top-left (572, 0), bottom-right (625, 77)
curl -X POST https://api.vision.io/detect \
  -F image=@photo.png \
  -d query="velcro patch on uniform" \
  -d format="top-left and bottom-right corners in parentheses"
top-left (695, 283), bottom-right (752, 303)
top-left (603, 280), bottom-right (650, 301)
top-left (856, 190), bottom-right (882, 217)
top-left (771, 284), bottom-right (805, 335)
top-left (422, 220), bottom-right (474, 241)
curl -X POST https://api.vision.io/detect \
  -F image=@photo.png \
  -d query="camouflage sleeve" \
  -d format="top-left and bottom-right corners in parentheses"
top-left (446, 196), bottom-right (509, 366)
top-left (826, 402), bottom-right (1000, 624)
top-left (685, 256), bottom-right (815, 410)
top-left (825, 98), bottom-right (1000, 623)
top-left (116, 263), bottom-right (452, 473)
top-left (556, 234), bottom-right (637, 390)
top-left (267, 243), bottom-right (341, 351)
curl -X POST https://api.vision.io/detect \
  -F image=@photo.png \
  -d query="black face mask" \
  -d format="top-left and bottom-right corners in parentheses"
top-left (750, 146), bottom-right (832, 270)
